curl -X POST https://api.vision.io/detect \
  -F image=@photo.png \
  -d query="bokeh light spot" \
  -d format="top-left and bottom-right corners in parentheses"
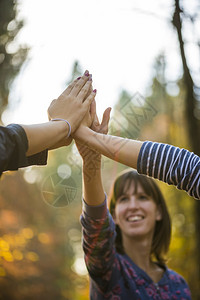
top-left (26, 251), bottom-right (39, 262)
top-left (38, 233), bottom-right (50, 244)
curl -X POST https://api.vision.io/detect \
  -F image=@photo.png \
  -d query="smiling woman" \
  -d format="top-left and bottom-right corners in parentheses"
top-left (79, 165), bottom-right (191, 299)
top-left (109, 170), bottom-right (171, 267)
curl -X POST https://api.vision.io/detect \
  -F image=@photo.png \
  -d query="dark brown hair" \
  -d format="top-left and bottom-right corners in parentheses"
top-left (108, 169), bottom-right (171, 267)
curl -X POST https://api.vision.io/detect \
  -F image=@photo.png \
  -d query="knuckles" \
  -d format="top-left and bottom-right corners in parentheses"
top-left (80, 87), bottom-right (90, 95)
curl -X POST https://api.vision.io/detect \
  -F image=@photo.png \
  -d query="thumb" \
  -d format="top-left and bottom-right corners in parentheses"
top-left (100, 107), bottom-right (112, 134)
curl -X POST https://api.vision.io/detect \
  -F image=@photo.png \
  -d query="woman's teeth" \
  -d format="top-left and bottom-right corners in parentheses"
top-left (127, 216), bottom-right (143, 222)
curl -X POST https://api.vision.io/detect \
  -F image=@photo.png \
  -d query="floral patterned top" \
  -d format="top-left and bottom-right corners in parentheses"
top-left (81, 199), bottom-right (191, 300)
top-left (81, 142), bottom-right (196, 299)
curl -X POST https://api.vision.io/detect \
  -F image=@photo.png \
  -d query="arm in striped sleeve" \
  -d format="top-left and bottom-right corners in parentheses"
top-left (137, 141), bottom-right (200, 200)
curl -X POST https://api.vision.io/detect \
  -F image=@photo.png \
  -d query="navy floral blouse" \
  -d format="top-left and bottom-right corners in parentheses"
top-left (81, 200), bottom-right (191, 300)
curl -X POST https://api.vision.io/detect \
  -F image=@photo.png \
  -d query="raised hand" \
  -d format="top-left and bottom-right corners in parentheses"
top-left (75, 107), bottom-right (111, 182)
top-left (74, 106), bottom-right (111, 206)
top-left (75, 107), bottom-right (111, 159)
top-left (47, 70), bottom-right (96, 134)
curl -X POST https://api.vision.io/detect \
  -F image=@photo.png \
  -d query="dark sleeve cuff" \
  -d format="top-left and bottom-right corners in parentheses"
top-left (27, 150), bottom-right (48, 166)
top-left (6, 124), bottom-right (48, 168)
top-left (5, 124), bottom-right (29, 170)
top-left (82, 194), bottom-right (108, 219)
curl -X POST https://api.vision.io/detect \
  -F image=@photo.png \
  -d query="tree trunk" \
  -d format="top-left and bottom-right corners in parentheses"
top-left (172, 0), bottom-right (200, 298)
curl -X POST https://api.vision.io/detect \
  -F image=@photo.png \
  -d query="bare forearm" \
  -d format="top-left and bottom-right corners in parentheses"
top-left (21, 121), bottom-right (69, 156)
top-left (83, 159), bottom-right (105, 206)
top-left (75, 126), bottom-right (143, 169)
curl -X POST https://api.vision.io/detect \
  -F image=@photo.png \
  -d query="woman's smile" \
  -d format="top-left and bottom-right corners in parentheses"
top-left (126, 215), bottom-right (144, 223)
top-left (114, 183), bottom-right (162, 239)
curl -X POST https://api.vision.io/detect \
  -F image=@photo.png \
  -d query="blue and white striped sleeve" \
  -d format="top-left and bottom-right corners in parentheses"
top-left (137, 141), bottom-right (200, 200)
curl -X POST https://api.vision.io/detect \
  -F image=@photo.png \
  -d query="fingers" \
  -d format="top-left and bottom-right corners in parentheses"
top-left (90, 107), bottom-right (111, 134)
top-left (60, 70), bottom-right (91, 99)
top-left (100, 107), bottom-right (112, 134)
top-left (76, 79), bottom-right (93, 101)
top-left (70, 71), bottom-right (92, 97)
top-left (85, 81), bottom-right (93, 100)
top-left (60, 77), bottom-right (80, 98)
top-left (90, 100), bottom-right (96, 124)
top-left (83, 89), bottom-right (97, 109)
top-left (91, 113), bottom-right (100, 131)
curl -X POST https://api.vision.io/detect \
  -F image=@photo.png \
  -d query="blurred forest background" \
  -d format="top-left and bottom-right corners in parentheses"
top-left (0, 0), bottom-right (200, 299)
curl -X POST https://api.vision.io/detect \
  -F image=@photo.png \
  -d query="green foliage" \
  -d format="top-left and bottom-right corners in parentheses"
top-left (0, 0), bottom-right (28, 121)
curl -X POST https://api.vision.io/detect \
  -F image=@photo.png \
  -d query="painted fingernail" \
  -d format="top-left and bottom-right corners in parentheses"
top-left (84, 70), bottom-right (89, 77)
top-left (89, 74), bottom-right (92, 81)
top-left (93, 89), bottom-right (97, 93)
top-left (77, 76), bottom-right (81, 80)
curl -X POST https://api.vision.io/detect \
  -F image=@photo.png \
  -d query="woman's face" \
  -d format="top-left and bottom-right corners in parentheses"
top-left (113, 181), bottom-right (162, 240)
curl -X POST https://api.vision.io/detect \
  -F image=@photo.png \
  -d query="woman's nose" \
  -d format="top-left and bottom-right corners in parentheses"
top-left (128, 197), bottom-right (140, 209)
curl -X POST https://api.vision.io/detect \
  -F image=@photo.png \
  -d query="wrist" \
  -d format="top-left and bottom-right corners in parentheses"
top-left (51, 119), bottom-right (71, 139)
top-left (83, 159), bottom-right (102, 183)
top-left (73, 125), bottom-right (90, 140)
top-left (83, 153), bottom-right (101, 165)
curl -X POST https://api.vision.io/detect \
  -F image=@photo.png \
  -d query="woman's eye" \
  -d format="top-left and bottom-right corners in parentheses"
top-left (138, 195), bottom-right (148, 200)
top-left (119, 197), bottom-right (128, 202)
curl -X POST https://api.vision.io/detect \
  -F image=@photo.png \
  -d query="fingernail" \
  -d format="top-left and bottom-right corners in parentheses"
top-left (93, 89), bottom-right (97, 93)
top-left (84, 70), bottom-right (89, 77)
top-left (77, 76), bottom-right (81, 80)
top-left (89, 74), bottom-right (92, 81)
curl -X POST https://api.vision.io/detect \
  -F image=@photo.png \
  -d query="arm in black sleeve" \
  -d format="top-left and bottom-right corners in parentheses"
top-left (0, 124), bottom-right (48, 176)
